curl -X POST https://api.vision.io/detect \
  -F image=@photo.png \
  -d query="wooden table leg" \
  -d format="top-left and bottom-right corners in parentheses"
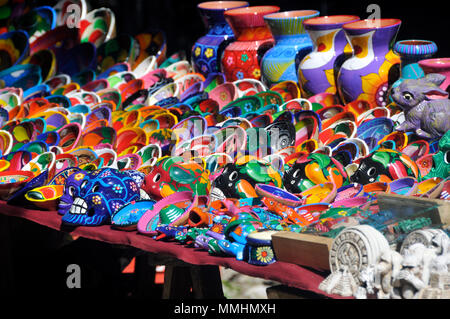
top-left (162, 265), bottom-right (193, 299)
top-left (190, 265), bottom-right (225, 299)
top-left (0, 215), bottom-right (14, 295)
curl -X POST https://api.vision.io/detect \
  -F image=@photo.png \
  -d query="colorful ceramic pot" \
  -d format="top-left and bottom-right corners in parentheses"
top-left (392, 40), bottom-right (437, 89)
top-left (298, 15), bottom-right (360, 97)
top-left (260, 10), bottom-right (320, 87)
top-left (337, 19), bottom-right (402, 107)
top-left (418, 58), bottom-right (450, 93)
top-left (192, 1), bottom-right (249, 77)
top-left (221, 5), bottom-right (280, 81)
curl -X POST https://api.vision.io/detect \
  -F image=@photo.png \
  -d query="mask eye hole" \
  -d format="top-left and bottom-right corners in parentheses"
top-left (153, 173), bottom-right (161, 183)
top-left (68, 186), bottom-right (75, 197)
top-left (444, 150), bottom-right (450, 164)
top-left (92, 184), bottom-right (100, 192)
top-left (367, 167), bottom-right (377, 176)
top-left (229, 171), bottom-right (238, 181)
top-left (402, 92), bottom-right (414, 101)
top-left (293, 168), bottom-right (301, 178)
top-left (81, 180), bottom-right (88, 189)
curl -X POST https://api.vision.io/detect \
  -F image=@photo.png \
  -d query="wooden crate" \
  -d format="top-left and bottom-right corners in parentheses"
top-left (271, 231), bottom-right (333, 271)
top-left (377, 193), bottom-right (450, 226)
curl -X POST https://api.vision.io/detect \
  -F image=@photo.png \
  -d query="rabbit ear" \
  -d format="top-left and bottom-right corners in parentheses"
top-left (423, 87), bottom-right (449, 100)
top-left (424, 73), bottom-right (447, 86)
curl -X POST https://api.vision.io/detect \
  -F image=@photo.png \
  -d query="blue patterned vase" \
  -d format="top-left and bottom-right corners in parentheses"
top-left (261, 10), bottom-right (320, 87)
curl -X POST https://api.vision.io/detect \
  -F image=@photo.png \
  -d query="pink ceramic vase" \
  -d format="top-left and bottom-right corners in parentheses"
top-left (418, 58), bottom-right (450, 93)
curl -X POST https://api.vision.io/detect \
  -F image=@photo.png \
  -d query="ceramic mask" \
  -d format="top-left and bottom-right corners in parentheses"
top-left (350, 149), bottom-right (420, 185)
top-left (283, 153), bottom-right (348, 193)
top-left (425, 130), bottom-right (450, 179)
top-left (210, 158), bottom-right (282, 201)
top-left (61, 168), bottom-right (144, 226)
top-left (142, 156), bottom-right (210, 199)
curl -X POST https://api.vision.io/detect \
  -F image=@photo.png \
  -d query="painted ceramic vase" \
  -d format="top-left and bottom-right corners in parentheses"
top-left (298, 15), bottom-right (359, 98)
top-left (222, 5), bottom-right (280, 82)
top-left (418, 58), bottom-right (450, 93)
top-left (392, 40), bottom-right (437, 89)
top-left (337, 19), bottom-right (402, 107)
top-left (260, 10), bottom-right (320, 87)
top-left (192, 1), bottom-right (249, 77)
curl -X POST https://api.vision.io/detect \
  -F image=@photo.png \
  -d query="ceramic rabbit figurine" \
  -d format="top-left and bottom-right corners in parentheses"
top-left (391, 73), bottom-right (450, 139)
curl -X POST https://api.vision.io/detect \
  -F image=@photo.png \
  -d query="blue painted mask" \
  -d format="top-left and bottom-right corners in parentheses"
top-left (61, 168), bottom-right (144, 226)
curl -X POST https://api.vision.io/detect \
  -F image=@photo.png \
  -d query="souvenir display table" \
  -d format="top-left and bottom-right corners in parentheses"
top-left (0, 201), bottom-right (348, 299)
top-left (0, 0), bottom-right (449, 300)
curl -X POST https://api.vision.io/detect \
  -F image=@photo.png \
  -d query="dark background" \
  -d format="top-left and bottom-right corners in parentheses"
top-left (81, 0), bottom-right (449, 60)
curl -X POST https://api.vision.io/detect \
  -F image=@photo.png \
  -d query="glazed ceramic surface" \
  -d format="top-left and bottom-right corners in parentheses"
top-left (337, 19), bottom-right (402, 107)
top-left (221, 5), bottom-right (280, 81)
top-left (192, 1), bottom-right (249, 77)
top-left (418, 58), bottom-right (450, 93)
top-left (392, 40), bottom-right (437, 88)
top-left (298, 15), bottom-right (359, 97)
top-left (261, 10), bottom-right (320, 87)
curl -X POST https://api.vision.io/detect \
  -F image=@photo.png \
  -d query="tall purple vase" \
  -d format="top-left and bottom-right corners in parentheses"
top-left (337, 19), bottom-right (401, 107)
top-left (298, 15), bottom-right (360, 98)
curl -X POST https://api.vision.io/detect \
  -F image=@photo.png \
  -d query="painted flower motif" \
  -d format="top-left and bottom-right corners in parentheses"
top-left (225, 55), bottom-right (234, 66)
top-left (112, 184), bottom-right (123, 194)
top-left (100, 170), bottom-right (111, 178)
top-left (129, 181), bottom-right (138, 192)
top-left (205, 48), bottom-right (214, 59)
top-left (92, 195), bottom-right (102, 205)
top-left (255, 246), bottom-right (274, 264)
top-left (243, 102), bottom-right (253, 112)
top-left (241, 53), bottom-right (249, 62)
top-left (338, 210), bottom-right (348, 216)
top-left (201, 64), bottom-right (208, 73)
top-left (54, 175), bottom-right (65, 185)
top-left (194, 46), bottom-right (201, 57)
top-left (357, 50), bottom-right (400, 107)
top-left (112, 202), bottom-right (123, 211)
top-left (210, 222), bottom-right (225, 234)
top-left (74, 173), bottom-right (85, 181)
top-left (252, 68), bottom-right (261, 79)
top-left (236, 71), bottom-right (244, 80)
top-left (219, 91), bottom-right (229, 101)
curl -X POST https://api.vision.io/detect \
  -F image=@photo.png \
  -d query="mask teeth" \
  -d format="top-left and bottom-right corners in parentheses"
top-left (69, 197), bottom-right (88, 215)
top-left (210, 187), bottom-right (226, 202)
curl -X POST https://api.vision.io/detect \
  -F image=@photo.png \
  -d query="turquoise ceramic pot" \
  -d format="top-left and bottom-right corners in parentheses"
top-left (261, 10), bottom-right (320, 87)
top-left (392, 39), bottom-right (437, 89)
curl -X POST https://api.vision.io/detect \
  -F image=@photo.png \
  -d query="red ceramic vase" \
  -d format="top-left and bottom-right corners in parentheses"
top-left (221, 5), bottom-right (280, 81)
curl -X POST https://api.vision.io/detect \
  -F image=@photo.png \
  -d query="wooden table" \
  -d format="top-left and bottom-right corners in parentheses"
top-left (0, 201), bottom-right (348, 299)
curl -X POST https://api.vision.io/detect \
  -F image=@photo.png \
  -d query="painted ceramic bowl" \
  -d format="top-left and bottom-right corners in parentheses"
top-left (25, 184), bottom-right (64, 210)
top-left (79, 7), bottom-right (116, 47)
top-left (111, 200), bottom-right (156, 231)
top-left (0, 170), bottom-right (35, 200)
top-left (0, 64), bottom-right (42, 90)
top-left (415, 177), bottom-right (444, 198)
top-left (255, 183), bottom-right (302, 207)
top-left (334, 183), bottom-right (364, 201)
top-left (0, 30), bottom-right (30, 71)
top-left (386, 177), bottom-right (418, 196)
top-left (300, 182), bottom-right (337, 204)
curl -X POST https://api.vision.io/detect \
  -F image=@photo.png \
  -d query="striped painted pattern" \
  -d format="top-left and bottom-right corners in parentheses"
top-left (394, 40), bottom-right (438, 57)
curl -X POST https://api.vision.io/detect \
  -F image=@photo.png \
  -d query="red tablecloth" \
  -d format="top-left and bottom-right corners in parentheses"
top-left (0, 201), bottom-right (349, 299)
